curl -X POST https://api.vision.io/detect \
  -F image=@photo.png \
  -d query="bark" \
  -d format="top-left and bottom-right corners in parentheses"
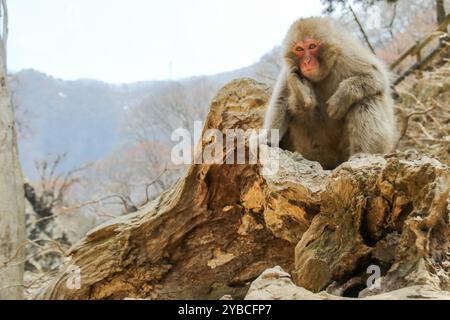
top-left (436, 0), bottom-right (446, 25)
top-left (38, 78), bottom-right (449, 300)
top-left (0, 41), bottom-right (26, 299)
top-left (292, 153), bottom-right (450, 296)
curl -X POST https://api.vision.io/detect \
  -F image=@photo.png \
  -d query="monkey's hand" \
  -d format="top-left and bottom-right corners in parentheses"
top-left (326, 93), bottom-right (350, 120)
top-left (299, 81), bottom-right (317, 110)
top-left (287, 72), bottom-right (316, 111)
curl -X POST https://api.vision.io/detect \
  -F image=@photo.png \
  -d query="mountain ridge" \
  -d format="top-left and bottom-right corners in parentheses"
top-left (9, 48), bottom-right (281, 179)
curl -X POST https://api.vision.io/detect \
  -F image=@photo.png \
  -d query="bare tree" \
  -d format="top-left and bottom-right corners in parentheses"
top-left (20, 154), bottom-right (92, 273)
top-left (123, 78), bottom-right (215, 143)
top-left (320, 0), bottom-right (399, 53)
top-left (436, 0), bottom-right (446, 25)
top-left (0, 0), bottom-right (7, 65)
top-left (25, 153), bottom-right (91, 220)
top-left (117, 78), bottom-right (217, 208)
top-left (0, 0), bottom-right (26, 300)
top-left (77, 141), bottom-right (178, 221)
top-left (345, 0), bottom-right (376, 54)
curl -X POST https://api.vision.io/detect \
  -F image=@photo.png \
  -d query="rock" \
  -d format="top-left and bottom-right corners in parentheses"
top-left (245, 266), bottom-right (338, 300)
top-left (36, 78), bottom-right (450, 300)
top-left (245, 266), bottom-right (450, 300)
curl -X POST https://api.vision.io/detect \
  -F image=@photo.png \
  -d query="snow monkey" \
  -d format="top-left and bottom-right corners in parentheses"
top-left (262, 17), bottom-right (396, 169)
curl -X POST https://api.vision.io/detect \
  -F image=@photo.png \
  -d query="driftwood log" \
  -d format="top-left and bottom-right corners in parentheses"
top-left (38, 79), bottom-right (450, 300)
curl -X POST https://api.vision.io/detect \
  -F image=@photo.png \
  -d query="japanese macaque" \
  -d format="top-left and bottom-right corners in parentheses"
top-left (262, 17), bottom-right (397, 169)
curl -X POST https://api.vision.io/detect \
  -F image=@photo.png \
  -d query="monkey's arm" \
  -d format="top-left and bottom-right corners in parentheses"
top-left (261, 69), bottom-right (292, 144)
top-left (327, 74), bottom-right (384, 120)
top-left (286, 71), bottom-right (317, 110)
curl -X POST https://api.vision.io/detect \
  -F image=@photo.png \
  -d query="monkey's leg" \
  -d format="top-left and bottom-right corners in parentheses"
top-left (345, 100), bottom-right (393, 155)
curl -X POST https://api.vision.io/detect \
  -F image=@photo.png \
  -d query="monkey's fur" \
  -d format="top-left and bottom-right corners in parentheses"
top-left (263, 17), bottom-right (397, 169)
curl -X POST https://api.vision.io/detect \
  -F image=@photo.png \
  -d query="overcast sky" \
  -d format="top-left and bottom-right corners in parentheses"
top-left (8, 0), bottom-right (323, 83)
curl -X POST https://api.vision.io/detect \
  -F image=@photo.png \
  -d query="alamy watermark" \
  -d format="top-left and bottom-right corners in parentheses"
top-left (66, 264), bottom-right (81, 290)
top-left (366, 264), bottom-right (381, 290)
top-left (170, 121), bottom-right (281, 176)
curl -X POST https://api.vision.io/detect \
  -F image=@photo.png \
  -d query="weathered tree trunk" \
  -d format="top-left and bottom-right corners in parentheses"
top-left (436, 0), bottom-right (446, 25)
top-left (0, 7), bottom-right (26, 298)
top-left (38, 79), bottom-right (295, 300)
top-left (38, 79), bottom-right (449, 300)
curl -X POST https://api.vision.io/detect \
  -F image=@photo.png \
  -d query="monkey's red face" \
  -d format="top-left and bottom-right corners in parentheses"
top-left (292, 39), bottom-right (321, 79)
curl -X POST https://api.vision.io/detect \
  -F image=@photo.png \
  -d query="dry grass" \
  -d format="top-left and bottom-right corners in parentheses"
top-left (396, 63), bottom-right (450, 165)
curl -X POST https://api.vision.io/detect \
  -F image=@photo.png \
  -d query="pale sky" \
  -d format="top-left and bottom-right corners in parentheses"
top-left (8, 0), bottom-right (323, 83)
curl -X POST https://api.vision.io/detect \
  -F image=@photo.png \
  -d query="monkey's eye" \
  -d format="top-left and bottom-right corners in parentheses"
top-left (295, 46), bottom-right (304, 52)
top-left (309, 43), bottom-right (317, 50)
